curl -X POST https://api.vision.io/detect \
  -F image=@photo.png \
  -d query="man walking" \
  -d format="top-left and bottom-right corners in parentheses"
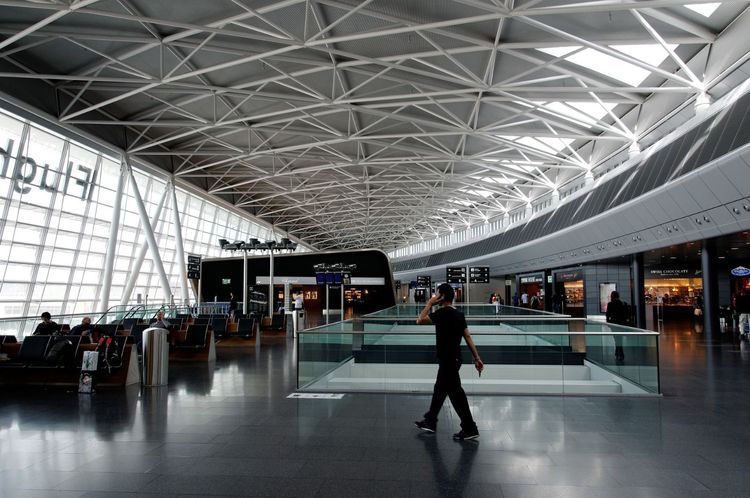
top-left (414, 283), bottom-right (484, 440)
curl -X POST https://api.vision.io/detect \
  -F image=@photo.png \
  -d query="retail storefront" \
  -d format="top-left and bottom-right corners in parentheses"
top-left (645, 268), bottom-right (703, 324)
top-left (518, 273), bottom-right (544, 309)
top-left (555, 269), bottom-right (585, 318)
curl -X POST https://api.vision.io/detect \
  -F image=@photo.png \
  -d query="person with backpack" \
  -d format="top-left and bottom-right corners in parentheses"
top-left (606, 291), bottom-right (629, 361)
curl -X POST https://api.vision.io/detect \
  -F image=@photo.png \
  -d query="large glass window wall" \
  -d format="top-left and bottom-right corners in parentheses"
top-left (0, 107), bottom-right (305, 318)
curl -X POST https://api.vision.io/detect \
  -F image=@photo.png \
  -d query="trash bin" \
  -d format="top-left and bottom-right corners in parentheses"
top-left (142, 327), bottom-right (168, 386)
top-left (292, 310), bottom-right (305, 334)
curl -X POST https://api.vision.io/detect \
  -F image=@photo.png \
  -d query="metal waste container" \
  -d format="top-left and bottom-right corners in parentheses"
top-left (142, 327), bottom-right (169, 386)
top-left (292, 310), bottom-right (305, 334)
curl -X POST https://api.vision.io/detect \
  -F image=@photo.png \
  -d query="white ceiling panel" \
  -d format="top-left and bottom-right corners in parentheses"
top-left (0, 0), bottom-right (748, 251)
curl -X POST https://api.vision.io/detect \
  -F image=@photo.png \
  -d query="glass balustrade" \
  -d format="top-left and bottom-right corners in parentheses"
top-left (298, 307), bottom-right (659, 396)
top-left (0, 304), bottom-right (198, 340)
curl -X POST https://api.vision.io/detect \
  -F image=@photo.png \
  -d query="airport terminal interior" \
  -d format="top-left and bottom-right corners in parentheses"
top-left (2, 0), bottom-right (750, 496)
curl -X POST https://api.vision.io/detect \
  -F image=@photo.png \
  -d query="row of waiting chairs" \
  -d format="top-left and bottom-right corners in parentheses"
top-left (9, 334), bottom-right (128, 367)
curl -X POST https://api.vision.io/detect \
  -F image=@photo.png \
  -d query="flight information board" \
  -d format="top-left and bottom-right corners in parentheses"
top-left (187, 254), bottom-right (201, 280)
top-left (416, 275), bottom-right (432, 288)
top-left (446, 266), bottom-right (466, 284)
top-left (469, 266), bottom-right (490, 283)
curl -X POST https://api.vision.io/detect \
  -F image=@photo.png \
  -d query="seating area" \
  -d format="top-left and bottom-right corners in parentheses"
top-left (0, 333), bottom-right (139, 388)
top-left (0, 308), bottom-right (290, 388)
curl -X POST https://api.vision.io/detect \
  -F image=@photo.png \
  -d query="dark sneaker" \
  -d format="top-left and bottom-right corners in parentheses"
top-left (453, 429), bottom-right (479, 440)
top-left (414, 420), bottom-right (436, 433)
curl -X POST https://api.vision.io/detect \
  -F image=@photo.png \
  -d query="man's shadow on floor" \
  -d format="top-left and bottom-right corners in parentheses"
top-left (416, 432), bottom-right (479, 497)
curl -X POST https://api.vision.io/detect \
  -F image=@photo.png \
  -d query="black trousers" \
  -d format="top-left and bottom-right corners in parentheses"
top-left (424, 359), bottom-right (477, 431)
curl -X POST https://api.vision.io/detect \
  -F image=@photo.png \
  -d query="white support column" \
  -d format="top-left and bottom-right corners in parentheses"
top-left (242, 249), bottom-right (248, 314)
top-left (268, 249), bottom-right (274, 317)
top-left (98, 160), bottom-right (127, 313)
top-left (126, 160), bottom-right (172, 301)
top-left (120, 185), bottom-right (170, 305)
top-left (170, 181), bottom-right (190, 305)
top-left (465, 265), bottom-right (470, 303)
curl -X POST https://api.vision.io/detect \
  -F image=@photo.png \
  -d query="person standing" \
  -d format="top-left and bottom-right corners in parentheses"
top-left (521, 291), bottom-right (529, 307)
top-left (294, 291), bottom-right (304, 311)
top-left (228, 292), bottom-right (238, 318)
top-left (605, 291), bottom-right (628, 361)
top-left (737, 289), bottom-right (750, 339)
top-left (414, 283), bottom-right (484, 440)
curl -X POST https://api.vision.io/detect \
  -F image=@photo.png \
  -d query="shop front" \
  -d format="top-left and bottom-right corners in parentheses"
top-left (554, 269), bottom-right (584, 318)
top-left (645, 268), bottom-right (703, 326)
top-left (518, 273), bottom-right (544, 309)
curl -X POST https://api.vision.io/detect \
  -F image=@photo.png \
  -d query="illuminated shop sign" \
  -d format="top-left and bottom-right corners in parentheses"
top-left (520, 274), bottom-right (544, 284)
top-left (556, 270), bottom-right (582, 282)
top-left (731, 266), bottom-right (750, 277)
top-left (0, 138), bottom-right (97, 201)
top-left (648, 268), bottom-right (699, 278)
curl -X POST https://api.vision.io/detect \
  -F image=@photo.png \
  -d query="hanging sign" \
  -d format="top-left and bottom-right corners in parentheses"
top-left (731, 266), bottom-right (750, 277)
top-left (187, 254), bottom-right (201, 279)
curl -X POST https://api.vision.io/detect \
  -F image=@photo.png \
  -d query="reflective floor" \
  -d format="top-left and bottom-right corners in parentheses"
top-left (2, 323), bottom-right (750, 497)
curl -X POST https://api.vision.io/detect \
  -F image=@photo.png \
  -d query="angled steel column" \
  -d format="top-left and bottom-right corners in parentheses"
top-left (170, 181), bottom-right (190, 305)
top-left (126, 159), bottom-right (172, 301)
top-left (120, 185), bottom-right (169, 305)
top-left (98, 159), bottom-right (127, 313)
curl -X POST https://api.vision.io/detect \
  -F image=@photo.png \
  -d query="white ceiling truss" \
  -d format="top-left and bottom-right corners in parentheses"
top-left (0, 0), bottom-right (748, 250)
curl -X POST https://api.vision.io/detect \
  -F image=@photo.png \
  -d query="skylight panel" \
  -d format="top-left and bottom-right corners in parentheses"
top-left (477, 176), bottom-right (516, 185)
top-left (517, 136), bottom-right (573, 155)
top-left (460, 188), bottom-right (494, 198)
top-left (613, 44), bottom-right (677, 70)
top-left (538, 44), bottom-right (675, 87)
top-left (538, 46), bottom-right (577, 58)
top-left (686, 3), bottom-right (721, 17)
top-left (448, 198), bottom-right (474, 207)
top-left (534, 101), bottom-right (616, 127)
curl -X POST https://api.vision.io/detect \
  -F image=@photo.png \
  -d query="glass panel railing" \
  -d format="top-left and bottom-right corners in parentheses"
top-left (365, 303), bottom-right (562, 318)
top-left (0, 304), bottom-right (201, 340)
top-left (297, 312), bottom-right (660, 396)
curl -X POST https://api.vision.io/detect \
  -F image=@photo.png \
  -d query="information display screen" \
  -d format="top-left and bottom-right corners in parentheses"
top-left (446, 266), bottom-right (467, 284)
top-left (187, 254), bottom-right (201, 280)
top-left (469, 266), bottom-right (490, 283)
top-left (416, 275), bottom-right (431, 288)
top-left (315, 272), bottom-right (326, 285)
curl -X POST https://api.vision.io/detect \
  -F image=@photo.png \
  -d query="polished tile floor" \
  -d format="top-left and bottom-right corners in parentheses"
top-left (2, 323), bottom-right (750, 497)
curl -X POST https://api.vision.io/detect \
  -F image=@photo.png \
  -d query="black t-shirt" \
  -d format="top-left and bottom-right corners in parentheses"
top-left (429, 306), bottom-right (467, 362)
top-left (33, 321), bottom-right (59, 335)
top-left (606, 299), bottom-right (628, 326)
top-left (70, 323), bottom-right (92, 335)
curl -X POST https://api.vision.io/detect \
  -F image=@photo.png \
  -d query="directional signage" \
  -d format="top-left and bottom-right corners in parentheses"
top-left (446, 266), bottom-right (467, 284)
top-left (469, 266), bottom-right (490, 283)
top-left (416, 275), bottom-right (432, 288)
top-left (187, 254), bottom-right (201, 279)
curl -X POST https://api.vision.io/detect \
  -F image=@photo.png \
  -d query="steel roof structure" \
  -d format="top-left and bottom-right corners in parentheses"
top-left (0, 0), bottom-right (748, 251)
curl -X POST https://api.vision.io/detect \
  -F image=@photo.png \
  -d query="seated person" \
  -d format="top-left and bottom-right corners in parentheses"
top-left (69, 316), bottom-right (92, 336)
top-left (33, 312), bottom-right (59, 335)
top-left (150, 311), bottom-right (171, 330)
